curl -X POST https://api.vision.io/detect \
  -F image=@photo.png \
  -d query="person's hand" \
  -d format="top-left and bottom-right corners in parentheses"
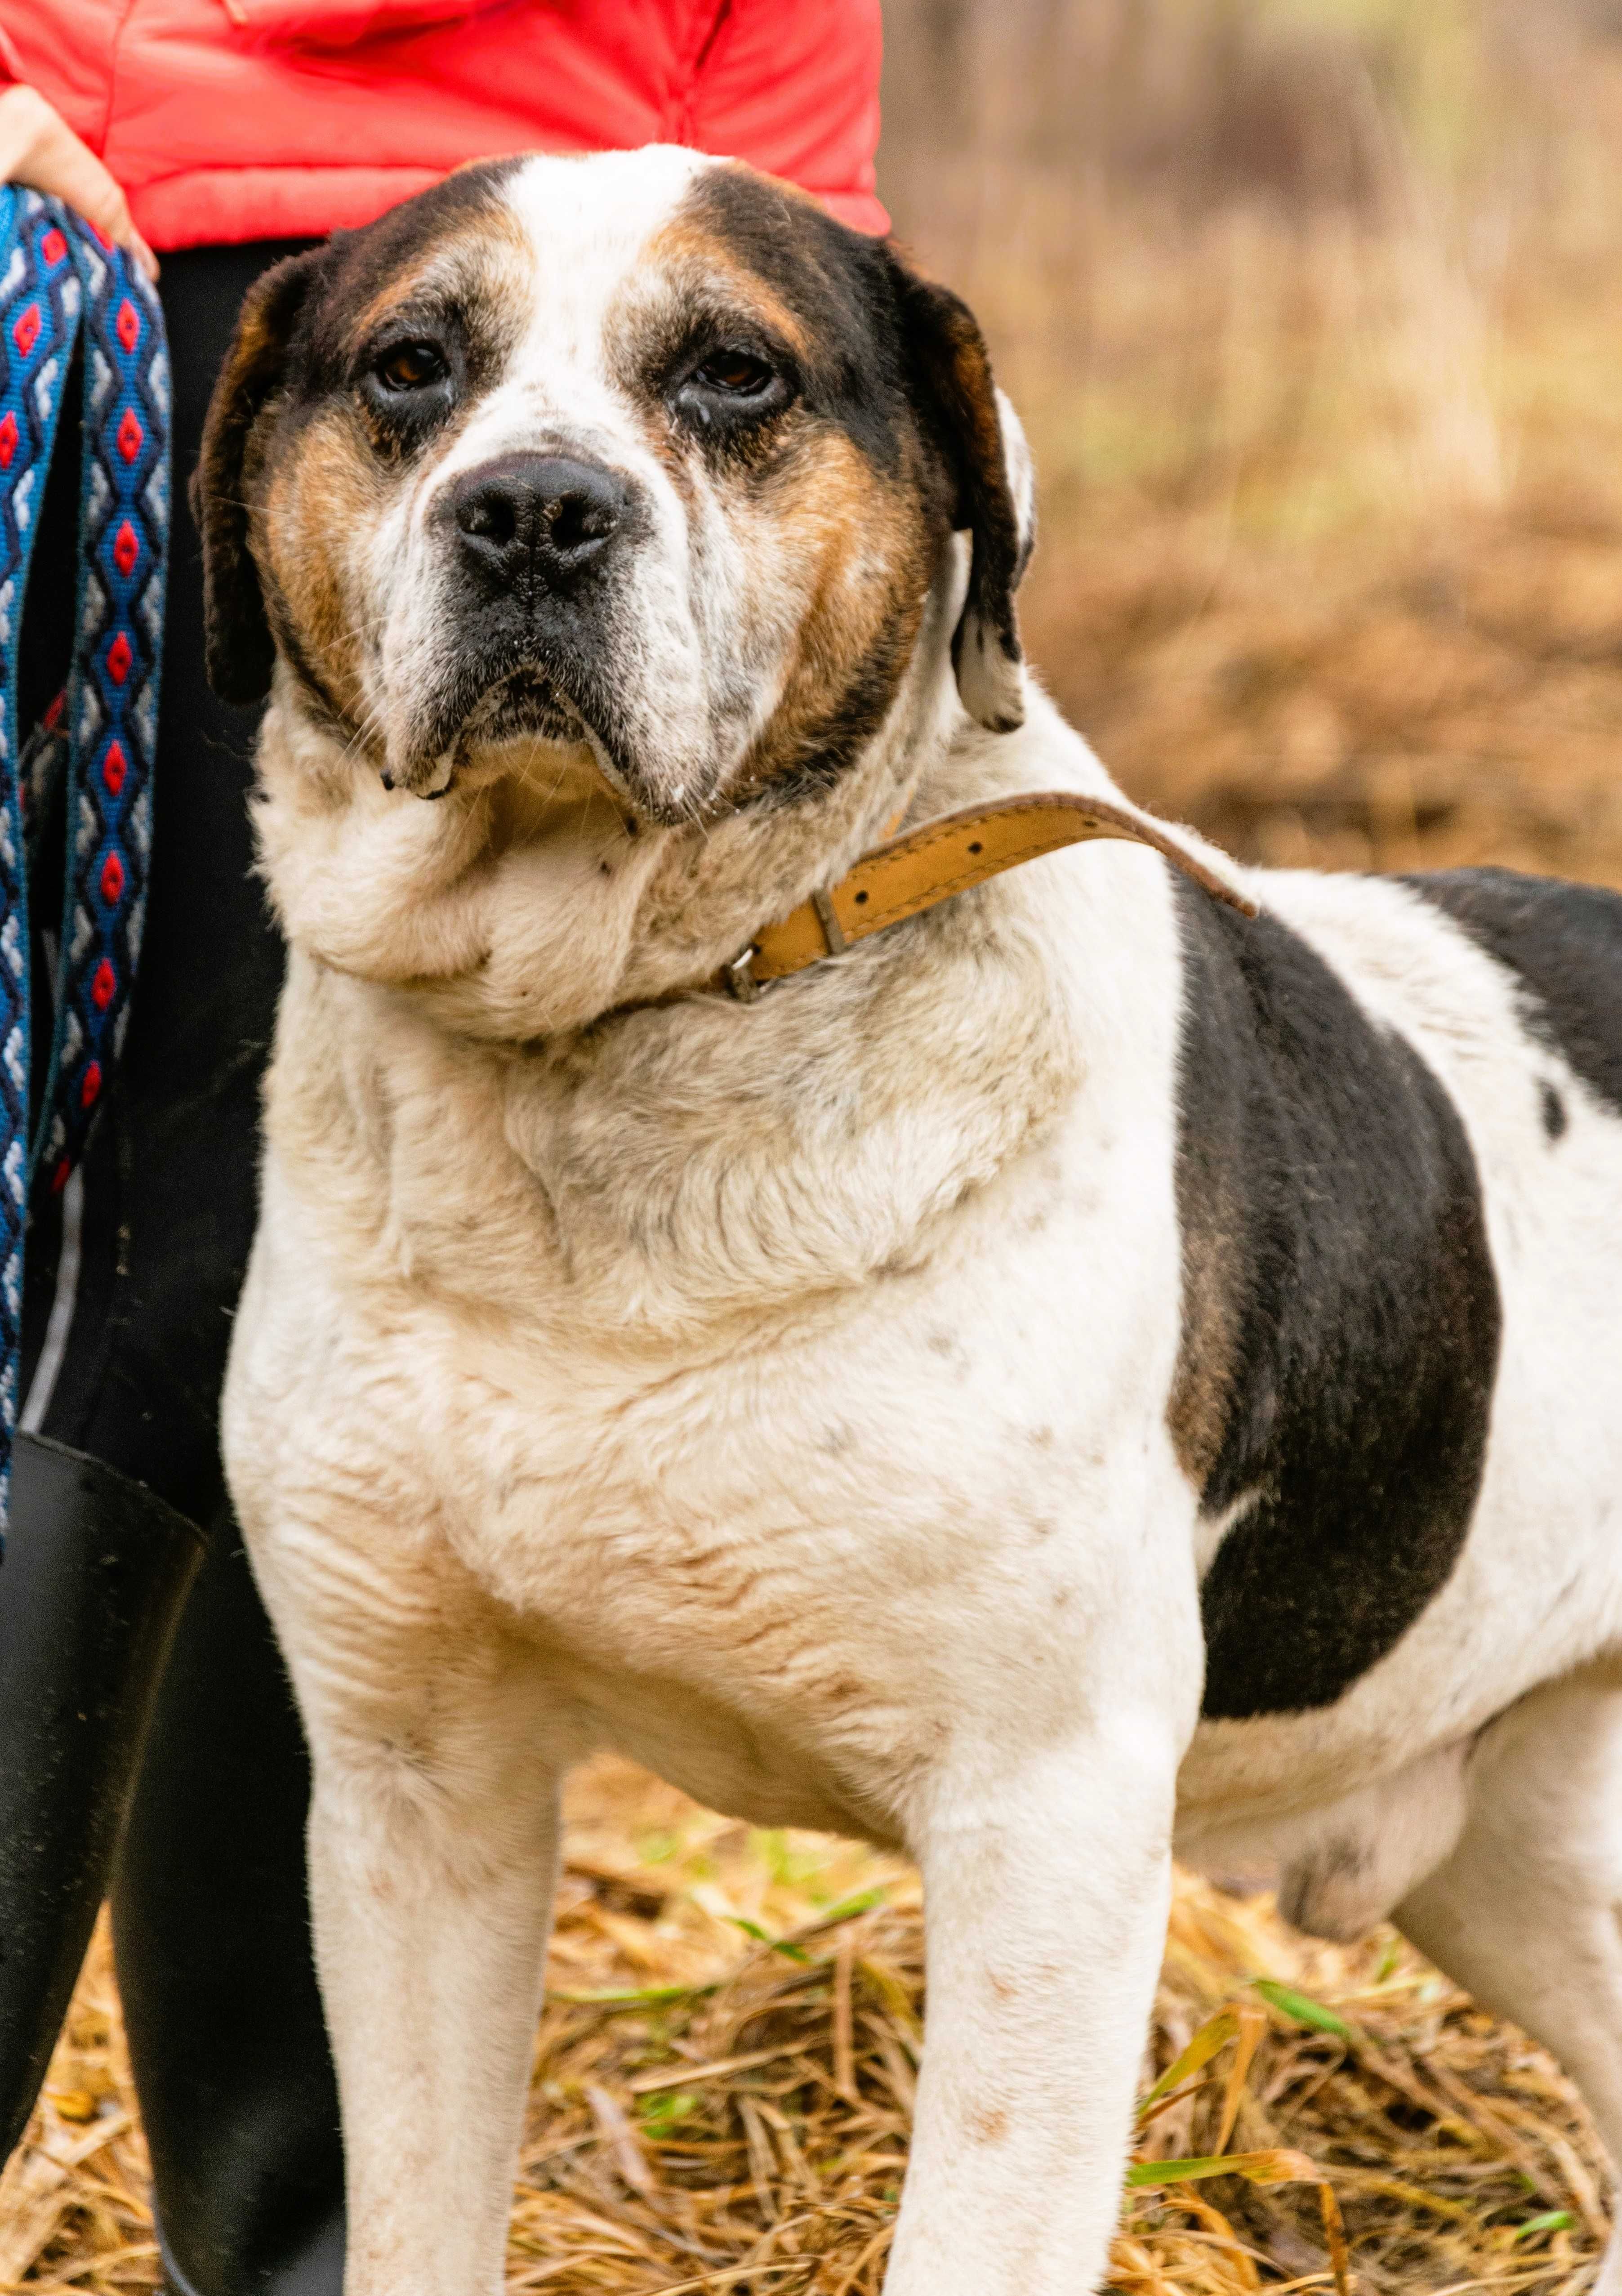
top-left (0, 84), bottom-right (157, 279)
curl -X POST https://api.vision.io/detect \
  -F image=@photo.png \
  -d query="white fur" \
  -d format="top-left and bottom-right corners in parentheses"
top-left (224, 150), bottom-right (1622, 2296)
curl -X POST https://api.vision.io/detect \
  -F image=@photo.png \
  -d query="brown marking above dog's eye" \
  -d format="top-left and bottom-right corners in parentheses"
top-left (630, 161), bottom-right (1033, 777)
top-left (229, 164), bottom-right (536, 728)
top-left (625, 169), bottom-right (913, 477)
top-left (622, 192), bottom-right (812, 374)
top-left (604, 170), bottom-right (955, 812)
top-left (323, 164), bottom-right (531, 380)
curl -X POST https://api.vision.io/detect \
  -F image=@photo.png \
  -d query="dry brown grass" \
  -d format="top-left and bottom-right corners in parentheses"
top-left (7, 1759), bottom-right (1615, 2296)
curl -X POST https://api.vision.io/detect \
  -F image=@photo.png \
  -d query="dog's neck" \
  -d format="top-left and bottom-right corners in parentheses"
top-left (252, 576), bottom-right (982, 1042)
top-left (252, 635), bottom-right (1159, 1336)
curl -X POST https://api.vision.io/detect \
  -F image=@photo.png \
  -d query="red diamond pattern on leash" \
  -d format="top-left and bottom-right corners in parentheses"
top-left (0, 190), bottom-right (170, 1547)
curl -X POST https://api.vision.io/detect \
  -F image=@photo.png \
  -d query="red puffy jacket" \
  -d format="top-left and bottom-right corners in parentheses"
top-left (0, 0), bottom-right (886, 251)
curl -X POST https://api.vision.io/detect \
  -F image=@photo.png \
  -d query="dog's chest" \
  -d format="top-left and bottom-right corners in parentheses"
top-left (447, 1337), bottom-right (1076, 1779)
top-left (241, 916), bottom-right (1205, 1831)
top-left (390, 1175), bottom-right (1187, 1832)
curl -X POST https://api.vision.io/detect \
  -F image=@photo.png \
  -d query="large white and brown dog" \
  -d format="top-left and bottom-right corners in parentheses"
top-left (204, 146), bottom-right (1622, 2296)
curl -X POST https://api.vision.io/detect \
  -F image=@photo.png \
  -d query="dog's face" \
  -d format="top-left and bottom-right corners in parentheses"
top-left (197, 148), bottom-right (1034, 825)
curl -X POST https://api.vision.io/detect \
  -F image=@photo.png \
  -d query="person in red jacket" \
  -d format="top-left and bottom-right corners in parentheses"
top-left (0, 1), bottom-right (884, 247)
top-left (0, 15), bottom-right (883, 2294)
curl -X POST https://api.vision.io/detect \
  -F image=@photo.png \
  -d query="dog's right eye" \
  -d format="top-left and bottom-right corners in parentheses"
top-left (373, 341), bottom-right (449, 394)
top-left (691, 351), bottom-right (775, 397)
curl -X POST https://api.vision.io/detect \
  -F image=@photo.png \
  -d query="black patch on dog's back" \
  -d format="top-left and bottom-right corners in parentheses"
top-left (1404, 868), bottom-right (1622, 1121)
top-left (1169, 884), bottom-right (1502, 1720)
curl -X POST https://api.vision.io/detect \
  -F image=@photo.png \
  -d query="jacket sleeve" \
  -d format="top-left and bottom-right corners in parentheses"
top-left (0, 25), bottom-right (23, 80)
top-left (212, 0), bottom-right (493, 46)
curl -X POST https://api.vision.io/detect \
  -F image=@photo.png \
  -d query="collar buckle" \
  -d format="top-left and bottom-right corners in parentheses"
top-left (722, 945), bottom-right (770, 1004)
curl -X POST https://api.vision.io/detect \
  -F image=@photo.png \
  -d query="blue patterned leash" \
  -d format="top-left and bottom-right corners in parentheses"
top-left (0, 188), bottom-right (169, 1546)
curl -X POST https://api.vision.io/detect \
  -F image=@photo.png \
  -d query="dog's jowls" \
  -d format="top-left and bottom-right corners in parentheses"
top-left (207, 147), bottom-right (1622, 2296)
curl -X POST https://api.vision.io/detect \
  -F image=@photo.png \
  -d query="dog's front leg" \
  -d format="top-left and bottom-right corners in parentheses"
top-left (886, 1727), bottom-right (1178, 2296)
top-left (310, 1757), bottom-right (560, 2296)
top-left (253, 1532), bottom-right (565, 2296)
top-left (307, 1653), bottom-right (561, 2296)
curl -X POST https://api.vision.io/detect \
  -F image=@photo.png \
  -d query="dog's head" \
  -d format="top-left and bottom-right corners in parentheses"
top-left (197, 147), bottom-right (1035, 824)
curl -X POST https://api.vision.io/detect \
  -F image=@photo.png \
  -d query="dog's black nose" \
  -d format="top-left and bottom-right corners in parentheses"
top-left (450, 454), bottom-right (627, 592)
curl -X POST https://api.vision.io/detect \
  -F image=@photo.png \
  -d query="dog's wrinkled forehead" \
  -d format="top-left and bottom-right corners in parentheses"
top-left (295, 147), bottom-right (905, 456)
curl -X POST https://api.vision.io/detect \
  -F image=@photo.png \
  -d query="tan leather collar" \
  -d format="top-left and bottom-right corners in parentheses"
top-left (699, 790), bottom-right (1257, 1005)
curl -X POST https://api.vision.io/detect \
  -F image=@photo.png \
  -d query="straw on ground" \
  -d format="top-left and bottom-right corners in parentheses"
top-left (4, 1757), bottom-right (1611, 2296)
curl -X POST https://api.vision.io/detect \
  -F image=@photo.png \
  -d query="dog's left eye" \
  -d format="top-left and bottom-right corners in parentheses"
top-left (373, 341), bottom-right (449, 394)
top-left (690, 350), bottom-right (775, 397)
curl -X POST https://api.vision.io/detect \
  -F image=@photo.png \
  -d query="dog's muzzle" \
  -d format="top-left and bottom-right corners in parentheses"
top-left (392, 450), bottom-right (645, 794)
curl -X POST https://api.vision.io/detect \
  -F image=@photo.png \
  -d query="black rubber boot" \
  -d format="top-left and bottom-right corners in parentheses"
top-left (0, 1432), bottom-right (203, 2163)
top-left (112, 1514), bottom-right (345, 2296)
top-left (4, 234), bottom-right (346, 2291)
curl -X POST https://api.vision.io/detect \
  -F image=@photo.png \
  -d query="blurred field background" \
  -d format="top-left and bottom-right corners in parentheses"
top-left (11, 4), bottom-right (1622, 2292)
top-left (883, 0), bottom-right (1622, 883)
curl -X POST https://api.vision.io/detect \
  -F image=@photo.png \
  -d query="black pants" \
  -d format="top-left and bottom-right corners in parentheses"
top-left (18, 239), bottom-right (345, 2292)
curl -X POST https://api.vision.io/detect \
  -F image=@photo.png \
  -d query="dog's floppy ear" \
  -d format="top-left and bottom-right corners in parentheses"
top-left (192, 246), bottom-right (329, 706)
top-left (891, 260), bottom-right (1035, 734)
